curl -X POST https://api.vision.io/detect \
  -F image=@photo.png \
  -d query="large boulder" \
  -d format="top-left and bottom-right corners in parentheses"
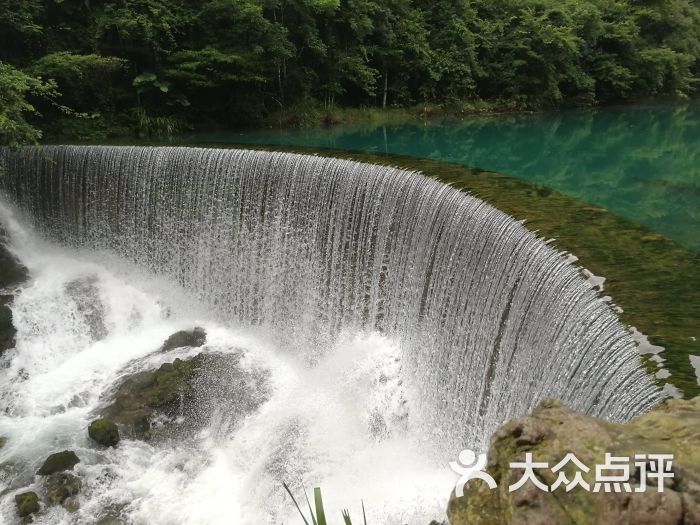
top-left (14, 491), bottom-right (39, 517)
top-left (160, 327), bottom-right (206, 352)
top-left (101, 351), bottom-right (268, 440)
top-left (448, 397), bottom-right (700, 525)
top-left (37, 450), bottom-right (80, 476)
top-left (103, 356), bottom-right (203, 439)
top-left (88, 418), bottom-right (120, 447)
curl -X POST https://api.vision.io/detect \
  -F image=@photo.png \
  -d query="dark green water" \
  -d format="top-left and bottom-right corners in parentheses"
top-left (183, 103), bottom-right (700, 251)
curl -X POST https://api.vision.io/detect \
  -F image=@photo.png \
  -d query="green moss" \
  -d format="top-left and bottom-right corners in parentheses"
top-left (14, 491), bottom-right (39, 517)
top-left (37, 450), bottom-right (80, 475)
top-left (88, 418), bottom-right (120, 447)
top-left (106, 354), bottom-right (205, 438)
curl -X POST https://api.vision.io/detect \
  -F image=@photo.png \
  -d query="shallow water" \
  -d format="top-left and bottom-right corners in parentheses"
top-left (183, 103), bottom-right (700, 252)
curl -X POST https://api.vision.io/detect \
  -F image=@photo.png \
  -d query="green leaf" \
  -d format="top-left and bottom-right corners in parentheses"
top-left (314, 487), bottom-right (327, 525)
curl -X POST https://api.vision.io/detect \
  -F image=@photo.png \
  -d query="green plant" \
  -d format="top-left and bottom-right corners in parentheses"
top-left (133, 107), bottom-right (181, 139)
top-left (283, 482), bottom-right (367, 525)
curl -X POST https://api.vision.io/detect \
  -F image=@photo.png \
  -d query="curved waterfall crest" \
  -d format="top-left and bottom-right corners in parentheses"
top-left (0, 145), bottom-right (660, 448)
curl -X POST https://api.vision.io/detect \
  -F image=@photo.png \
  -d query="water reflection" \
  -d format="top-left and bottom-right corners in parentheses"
top-left (186, 103), bottom-right (700, 251)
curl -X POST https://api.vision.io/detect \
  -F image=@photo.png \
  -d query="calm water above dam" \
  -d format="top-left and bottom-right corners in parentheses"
top-left (185, 103), bottom-right (700, 252)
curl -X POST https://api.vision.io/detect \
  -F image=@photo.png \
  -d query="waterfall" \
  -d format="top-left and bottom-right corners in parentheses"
top-left (0, 145), bottom-right (660, 452)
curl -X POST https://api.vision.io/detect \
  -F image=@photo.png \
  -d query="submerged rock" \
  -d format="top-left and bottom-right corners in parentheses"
top-left (44, 471), bottom-right (81, 505)
top-left (160, 327), bottom-right (206, 352)
top-left (448, 397), bottom-right (700, 525)
top-left (14, 491), bottom-right (39, 517)
top-left (37, 450), bottom-right (80, 476)
top-left (88, 418), bottom-right (120, 447)
top-left (102, 351), bottom-right (268, 440)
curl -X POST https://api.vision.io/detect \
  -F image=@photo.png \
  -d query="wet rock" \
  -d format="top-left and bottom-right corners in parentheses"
top-left (448, 397), bottom-right (700, 525)
top-left (0, 300), bottom-right (17, 354)
top-left (103, 356), bottom-right (202, 439)
top-left (44, 471), bottom-right (81, 505)
top-left (0, 436), bottom-right (6, 449)
top-left (102, 351), bottom-right (268, 440)
top-left (0, 228), bottom-right (28, 355)
top-left (88, 418), bottom-right (120, 447)
top-left (0, 234), bottom-right (28, 290)
top-left (15, 491), bottom-right (39, 517)
top-left (37, 450), bottom-right (80, 475)
top-left (160, 327), bottom-right (206, 352)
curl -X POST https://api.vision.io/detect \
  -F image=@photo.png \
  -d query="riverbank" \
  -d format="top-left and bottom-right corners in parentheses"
top-left (43, 98), bottom-right (692, 144)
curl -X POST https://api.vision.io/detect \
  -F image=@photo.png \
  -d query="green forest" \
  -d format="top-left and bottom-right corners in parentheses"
top-left (2, 0), bottom-right (700, 144)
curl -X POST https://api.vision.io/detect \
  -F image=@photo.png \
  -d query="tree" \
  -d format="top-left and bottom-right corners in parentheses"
top-left (0, 62), bottom-right (57, 147)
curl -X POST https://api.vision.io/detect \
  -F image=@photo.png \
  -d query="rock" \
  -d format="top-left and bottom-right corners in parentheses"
top-left (448, 397), bottom-right (700, 525)
top-left (103, 356), bottom-right (203, 439)
top-left (0, 228), bottom-right (28, 356)
top-left (44, 471), bottom-right (81, 505)
top-left (160, 327), bottom-right (206, 352)
top-left (0, 300), bottom-right (17, 354)
top-left (15, 491), bottom-right (39, 517)
top-left (88, 418), bottom-right (120, 447)
top-left (102, 351), bottom-right (268, 440)
top-left (0, 236), bottom-right (28, 290)
top-left (37, 450), bottom-right (80, 475)
top-left (0, 436), bottom-right (6, 449)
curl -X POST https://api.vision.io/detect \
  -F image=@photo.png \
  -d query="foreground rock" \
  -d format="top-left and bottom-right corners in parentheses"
top-left (37, 451), bottom-right (80, 475)
top-left (448, 397), bottom-right (700, 525)
top-left (14, 491), bottom-right (39, 517)
top-left (102, 351), bottom-right (267, 440)
top-left (160, 327), bottom-right (206, 352)
top-left (88, 418), bottom-right (120, 447)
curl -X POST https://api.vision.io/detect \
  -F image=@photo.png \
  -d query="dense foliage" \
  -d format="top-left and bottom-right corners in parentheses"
top-left (1, 0), bottom-right (699, 142)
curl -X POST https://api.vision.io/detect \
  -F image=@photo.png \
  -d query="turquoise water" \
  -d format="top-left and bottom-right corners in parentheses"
top-left (183, 103), bottom-right (700, 251)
